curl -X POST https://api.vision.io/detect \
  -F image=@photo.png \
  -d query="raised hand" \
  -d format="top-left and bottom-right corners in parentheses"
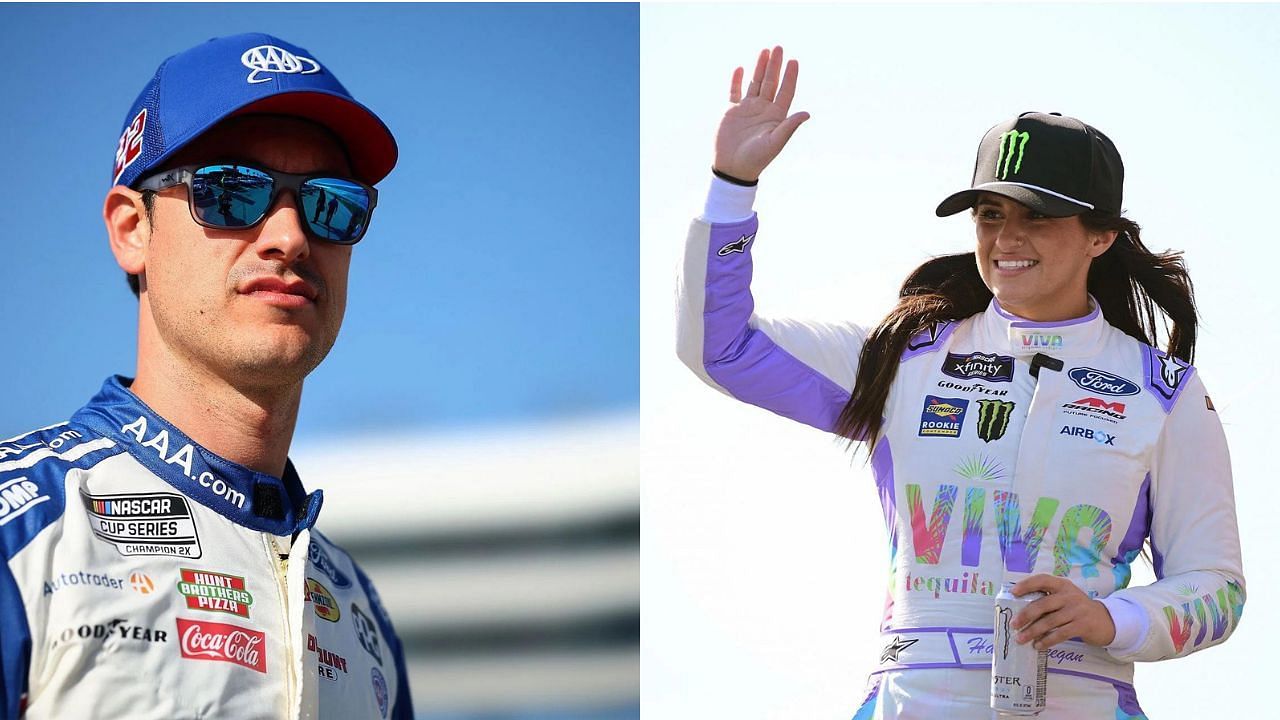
top-left (713, 46), bottom-right (810, 183)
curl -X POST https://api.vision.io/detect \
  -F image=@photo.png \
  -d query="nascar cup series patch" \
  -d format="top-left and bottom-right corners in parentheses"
top-left (918, 396), bottom-right (969, 438)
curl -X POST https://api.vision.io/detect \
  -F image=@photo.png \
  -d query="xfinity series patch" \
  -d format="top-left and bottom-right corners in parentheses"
top-left (81, 490), bottom-right (202, 558)
top-left (918, 396), bottom-right (969, 438)
top-left (942, 352), bottom-right (1014, 383)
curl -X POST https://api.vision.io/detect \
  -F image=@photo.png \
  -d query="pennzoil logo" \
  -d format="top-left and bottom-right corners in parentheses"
top-left (306, 578), bottom-right (341, 622)
top-left (997, 129), bottom-right (1030, 179)
top-left (177, 568), bottom-right (254, 618)
top-left (81, 490), bottom-right (202, 558)
top-left (918, 396), bottom-right (969, 438)
top-left (975, 400), bottom-right (1015, 443)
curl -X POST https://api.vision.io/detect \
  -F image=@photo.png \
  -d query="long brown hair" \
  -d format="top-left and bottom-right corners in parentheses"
top-left (833, 211), bottom-right (1197, 451)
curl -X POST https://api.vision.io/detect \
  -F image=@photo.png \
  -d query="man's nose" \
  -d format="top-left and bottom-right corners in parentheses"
top-left (253, 190), bottom-right (310, 264)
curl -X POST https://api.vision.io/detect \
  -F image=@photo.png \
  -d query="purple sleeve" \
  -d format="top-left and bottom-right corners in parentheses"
top-left (676, 215), bottom-right (866, 434)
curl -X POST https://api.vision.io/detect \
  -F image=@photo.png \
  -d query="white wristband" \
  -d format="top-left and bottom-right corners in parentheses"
top-left (701, 176), bottom-right (758, 223)
top-left (1099, 596), bottom-right (1150, 655)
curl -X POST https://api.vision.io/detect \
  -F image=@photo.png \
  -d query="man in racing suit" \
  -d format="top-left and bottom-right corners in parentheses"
top-left (676, 48), bottom-right (1244, 718)
top-left (0, 34), bottom-right (411, 719)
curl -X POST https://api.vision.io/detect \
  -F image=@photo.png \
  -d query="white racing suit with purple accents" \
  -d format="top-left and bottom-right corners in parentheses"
top-left (675, 181), bottom-right (1245, 719)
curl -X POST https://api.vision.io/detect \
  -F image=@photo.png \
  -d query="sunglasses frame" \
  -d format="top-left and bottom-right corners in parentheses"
top-left (137, 162), bottom-right (379, 245)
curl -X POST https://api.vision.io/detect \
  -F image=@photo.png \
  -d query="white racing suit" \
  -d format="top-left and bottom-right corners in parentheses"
top-left (675, 186), bottom-right (1245, 718)
top-left (0, 376), bottom-right (412, 719)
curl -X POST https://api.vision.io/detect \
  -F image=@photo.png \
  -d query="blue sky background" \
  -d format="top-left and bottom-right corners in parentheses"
top-left (0, 2), bottom-right (638, 441)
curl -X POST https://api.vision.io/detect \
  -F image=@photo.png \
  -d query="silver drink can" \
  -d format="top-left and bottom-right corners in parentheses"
top-left (991, 582), bottom-right (1047, 715)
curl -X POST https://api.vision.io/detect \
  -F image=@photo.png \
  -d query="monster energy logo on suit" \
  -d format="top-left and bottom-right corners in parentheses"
top-left (997, 130), bottom-right (1029, 179)
top-left (975, 400), bottom-right (1015, 443)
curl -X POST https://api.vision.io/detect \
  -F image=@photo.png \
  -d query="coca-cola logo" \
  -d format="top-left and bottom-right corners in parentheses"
top-left (176, 618), bottom-right (266, 673)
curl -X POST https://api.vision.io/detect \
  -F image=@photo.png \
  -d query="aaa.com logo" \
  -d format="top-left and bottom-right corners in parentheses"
top-left (176, 618), bottom-right (266, 673)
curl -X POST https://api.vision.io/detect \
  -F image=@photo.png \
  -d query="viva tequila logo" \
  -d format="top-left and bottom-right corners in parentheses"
top-left (1017, 332), bottom-right (1063, 350)
top-left (997, 130), bottom-right (1030, 179)
top-left (905, 483), bottom-right (1112, 577)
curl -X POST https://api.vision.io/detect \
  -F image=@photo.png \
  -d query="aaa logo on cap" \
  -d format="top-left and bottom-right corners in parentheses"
top-left (1068, 367), bottom-right (1140, 397)
top-left (306, 578), bottom-right (341, 622)
top-left (241, 45), bottom-right (321, 84)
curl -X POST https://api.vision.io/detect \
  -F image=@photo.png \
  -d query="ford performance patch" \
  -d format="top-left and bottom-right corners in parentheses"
top-left (918, 396), bottom-right (969, 438)
top-left (81, 491), bottom-right (202, 558)
top-left (942, 352), bottom-right (1014, 383)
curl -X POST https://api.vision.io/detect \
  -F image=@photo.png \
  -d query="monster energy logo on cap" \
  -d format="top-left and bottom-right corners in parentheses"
top-left (996, 130), bottom-right (1029, 180)
top-left (975, 400), bottom-right (1015, 443)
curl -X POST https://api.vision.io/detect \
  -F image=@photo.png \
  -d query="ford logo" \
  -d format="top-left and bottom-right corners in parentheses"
top-left (1068, 367), bottom-right (1140, 397)
top-left (308, 542), bottom-right (352, 588)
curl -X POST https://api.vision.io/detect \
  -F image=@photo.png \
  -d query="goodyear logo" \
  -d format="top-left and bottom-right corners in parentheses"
top-left (918, 396), bottom-right (969, 438)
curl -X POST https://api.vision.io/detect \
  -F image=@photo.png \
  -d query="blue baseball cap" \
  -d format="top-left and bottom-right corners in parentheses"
top-left (111, 32), bottom-right (398, 189)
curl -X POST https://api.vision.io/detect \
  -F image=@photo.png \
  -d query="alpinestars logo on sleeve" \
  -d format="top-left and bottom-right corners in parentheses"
top-left (975, 400), bottom-right (1015, 443)
top-left (717, 233), bottom-right (755, 256)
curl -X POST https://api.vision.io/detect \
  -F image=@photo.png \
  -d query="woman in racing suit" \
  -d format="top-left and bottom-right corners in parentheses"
top-left (676, 47), bottom-right (1245, 719)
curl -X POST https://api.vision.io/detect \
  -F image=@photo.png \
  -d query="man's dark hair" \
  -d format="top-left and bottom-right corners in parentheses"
top-left (127, 190), bottom-right (156, 298)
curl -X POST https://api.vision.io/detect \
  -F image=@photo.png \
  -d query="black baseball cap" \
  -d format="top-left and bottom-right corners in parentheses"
top-left (935, 111), bottom-right (1123, 218)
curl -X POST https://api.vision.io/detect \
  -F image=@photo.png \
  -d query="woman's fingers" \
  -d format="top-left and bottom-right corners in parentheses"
top-left (759, 46), bottom-right (784, 101)
top-left (747, 48), bottom-right (769, 97)
top-left (775, 59), bottom-right (801, 115)
top-left (729, 66), bottom-right (744, 103)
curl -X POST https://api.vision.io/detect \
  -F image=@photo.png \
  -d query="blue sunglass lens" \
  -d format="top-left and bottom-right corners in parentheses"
top-left (191, 165), bottom-right (274, 227)
top-left (300, 178), bottom-right (372, 244)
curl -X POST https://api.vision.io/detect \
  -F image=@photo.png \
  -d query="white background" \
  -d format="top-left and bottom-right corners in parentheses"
top-left (642, 3), bottom-right (1278, 718)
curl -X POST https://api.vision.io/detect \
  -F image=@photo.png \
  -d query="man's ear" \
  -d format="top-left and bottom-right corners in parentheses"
top-left (104, 186), bottom-right (149, 277)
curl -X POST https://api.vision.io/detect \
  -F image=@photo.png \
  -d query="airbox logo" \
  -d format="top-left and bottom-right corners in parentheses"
top-left (918, 396), bottom-right (969, 438)
top-left (942, 352), bottom-right (1014, 383)
top-left (177, 618), bottom-right (266, 673)
top-left (177, 569), bottom-right (254, 618)
top-left (1068, 368), bottom-right (1140, 397)
top-left (1060, 426), bottom-right (1117, 446)
top-left (82, 491), bottom-right (202, 558)
top-left (0, 477), bottom-right (50, 528)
